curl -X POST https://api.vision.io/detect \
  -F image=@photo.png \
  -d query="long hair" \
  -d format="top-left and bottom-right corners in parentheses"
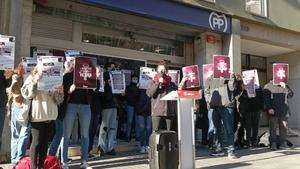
top-left (14, 63), bottom-right (24, 77)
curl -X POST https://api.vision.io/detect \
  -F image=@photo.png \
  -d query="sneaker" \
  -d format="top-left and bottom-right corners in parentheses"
top-left (80, 162), bottom-right (92, 169)
top-left (97, 145), bottom-right (105, 156)
top-left (209, 149), bottom-right (225, 156)
top-left (228, 152), bottom-right (238, 159)
top-left (106, 149), bottom-right (116, 156)
top-left (145, 146), bottom-right (149, 153)
top-left (62, 163), bottom-right (69, 169)
top-left (140, 146), bottom-right (146, 153)
top-left (279, 142), bottom-right (290, 150)
top-left (270, 143), bottom-right (277, 151)
top-left (88, 153), bottom-right (97, 159)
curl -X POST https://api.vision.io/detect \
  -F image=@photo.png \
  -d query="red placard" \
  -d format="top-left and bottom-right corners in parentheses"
top-left (273, 63), bottom-right (289, 85)
top-left (213, 55), bottom-right (230, 79)
top-left (177, 90), bottom-right (201, 99)
top-left (74, 57), bottom-right (97, 89)
top-left (202, 64), bottom-right (214, 83)
top-left (182, 65), bottom-right (200, 88)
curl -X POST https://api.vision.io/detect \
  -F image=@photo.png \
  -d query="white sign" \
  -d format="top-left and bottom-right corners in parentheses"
top-left (110, 71), bottom-right (126, 94)
top-left (37, 56), bottom-right (64, 91)
top-left (33, 48), bottom-right (53, 58)
top-left (139, 67), bottom-right (156, 89)
top-left (0, 35), bottom-right (15, 70)
top-left (98, 66), bottom-right (104, 92)
top-left (242, 69), bottom-right (259, 98)
top-left (22, 57), bottom-right (37, 81)
top-left (209, 12), bottom-right (228, 33)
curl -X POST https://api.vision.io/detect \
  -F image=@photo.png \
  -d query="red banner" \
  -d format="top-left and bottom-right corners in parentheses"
top-left (273, 63), bottom-right (289, 85)
top-left (213, 55), bottom-right (230, 79)
top-left (74, 57), bottom-right (97, 89)
top-left (182, 65), bottom-right (200, 88)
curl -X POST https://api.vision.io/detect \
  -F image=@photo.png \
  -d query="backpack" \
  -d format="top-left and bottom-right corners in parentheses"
top-left (44, 155), bottom-right (61, 169)
top-left (15, 156), bottom-right (32, 169)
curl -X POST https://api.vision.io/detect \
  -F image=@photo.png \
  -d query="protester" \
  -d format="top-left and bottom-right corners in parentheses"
top-left (21, 66), bottom-right (64, 169)
top-left (7, 64), bottom-right (30, 166)
top-left (205, 73), bottom-right (238, 159)
top-left (136, 89), bottom-right (151, 153)
top-left (147, 60), bottom-right (177, 131)
top-left (61, 58), bottom-right (93, 169)
top-left (98, 62), bottom-right (118, 156)
top-left (0, 68), bottom-right (13, 149)
top-left (263, 81), bottom-right (293, 150)
top-left (124, 75), bottom-right (140, 142)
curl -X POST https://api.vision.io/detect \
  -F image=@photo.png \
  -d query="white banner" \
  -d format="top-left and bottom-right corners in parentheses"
top-left (110, 70), bottom-right (126, 94)
top-left (37, 56), bottom-right (64, 91)
top-left (139, 67), bottom-right (156, 89)
top-left (0, 35), bottom-right (15, 70)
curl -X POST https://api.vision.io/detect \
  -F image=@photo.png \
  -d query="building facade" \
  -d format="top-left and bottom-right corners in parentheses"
top-left (0, 0), bottom-right (300, 128)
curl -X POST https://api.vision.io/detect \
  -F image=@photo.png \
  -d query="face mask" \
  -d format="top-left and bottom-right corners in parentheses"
top-left (132, 80), bottom-right (138, 84)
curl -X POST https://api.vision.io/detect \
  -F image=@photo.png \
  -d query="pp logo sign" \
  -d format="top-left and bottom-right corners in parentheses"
top-left (209, 12), bottom-right (228, 33)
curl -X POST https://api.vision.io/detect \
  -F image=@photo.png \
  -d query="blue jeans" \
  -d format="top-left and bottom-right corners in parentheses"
top-left (207, 109), bottom-right (216, 147)
top-left (213, 107), bottom-right (235, 153)
top-left (137, 115), bottom-right (151, 147)
top-left (10, 104), bottom-right (30, 163)
top-left (49, 118), bottom-right (63, 156)
top-left (61, 104), bottom-right (91, 162)
top-left (98, 108), bottom-right (117, 153)
top-left (126, 105), bottom-right (140, 140)
top-left (89, 112), bottom-right (101, 152)
top-left (0, 107), bottom-right (6, 149)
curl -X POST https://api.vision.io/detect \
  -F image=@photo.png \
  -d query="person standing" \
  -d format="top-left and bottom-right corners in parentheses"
top-left (263, 81), bottom-right (293, 150)
top-left (147, 60), bottom-right (177, 132)
top-left (98, 62), bottom-right (118, 156)
top-left (0, 68), bottom-right (13, 149)
top-left (21, 66), bottom-right (64, 169)
top-left (124, 75), bottom-right (140, 142)
top-left (8, 64), bottom-right (30, 166)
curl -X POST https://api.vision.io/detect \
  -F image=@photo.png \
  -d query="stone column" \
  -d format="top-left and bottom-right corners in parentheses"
top-left (223, 18), bottom-right (242, 74)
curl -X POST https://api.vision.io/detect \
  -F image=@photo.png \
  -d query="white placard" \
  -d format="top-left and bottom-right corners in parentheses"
top-left (37, 56), bottom-right (64, 91)
top-left (98, 66), bottom-right (104, 92)
top-left (110, 70), bottom-right (126, 94)
top-left (33, 48), bottom-right (53, 58)
top-left (0, 35), bottom-right (15, 70)
top-left (242, 69), bottom-right (259, 98)
top-left (22, 57), bottom-right (37, 81)
top-left (139, 67), bottom-right (156, 89)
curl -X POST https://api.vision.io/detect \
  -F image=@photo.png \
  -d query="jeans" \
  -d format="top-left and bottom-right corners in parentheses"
top-left (30, 122), bottom-right (52, 169)
top-left (89, 112), bottom-right (101, 152)
top-left (207, 109), bottom-right (216, 147)
top-left (61, 104), bottom-right (91, 163)
top-left (98, 108), bottom-right (117, 153)
top-left (0, 107), bottom-right (6, 149)
top-left (138, 115), bottom-right (151, 147)
top-left (49, 118), bottom-right (63, 156)
top-left (126, 105), bottom-right (140, 140)
top-left (269, 116), bottom-right (288, 145)
top-left (213, 107), bottom-right (235, 153)
top-left (10, 104), bottom-right (30, 163)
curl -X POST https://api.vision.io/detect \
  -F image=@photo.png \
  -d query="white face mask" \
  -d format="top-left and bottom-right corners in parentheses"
top-left (131, 79), bottom-right (138, 84)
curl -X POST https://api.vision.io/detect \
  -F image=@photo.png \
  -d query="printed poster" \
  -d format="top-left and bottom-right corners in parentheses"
top-left (122, 69), bottom-right (133, 86)
top-left (22, 57), bottom-right (37, 81)
top-left (182, 65), bottom-right (200, 88)
top-left (0, 35), bottom-right (15, 70)
top-left (273, 63), bottom-right (289, 85)
top-left (37, 56), bottom-right (64, 91)
top-left (74, 57), bottom-right (97, 89)
top-left (110, 71), bottom-right (126, 94)
top-left (213, 55), bottom-right (230, 79)
top-left (168, 70), bottom-right (180, 86)
top-left (65, 49), bottom-right (82, 58)
top-left (98, 66), bottom-right (104, 92)
top-left (202, 64), bottom-right (214, 84)
top-left (33, 48), bottom-right (53, 58)
top-left (139, 67), bottom-right (156, 89)
top-left (242, 69), bottom-right (259, 98)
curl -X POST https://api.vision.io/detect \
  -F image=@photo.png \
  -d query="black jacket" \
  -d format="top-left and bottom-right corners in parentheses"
top-left (125, 83), bottom-right (140, 107)
top-left (90, 81), bottom-right (102, 114)
top-left (248, 87), bottom-right (264, 112)
top-left (136, 89), bottom-right (151, 116)
top-left (101, 72), bottom-right (117, 109)
top-left (0, 70), bottom-right (11, 108)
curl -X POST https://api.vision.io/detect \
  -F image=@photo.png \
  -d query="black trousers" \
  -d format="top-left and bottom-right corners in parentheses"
top-left (152, 116), bottom-right (173, 132)
top-left (30, 121), bottom-right (53, 169)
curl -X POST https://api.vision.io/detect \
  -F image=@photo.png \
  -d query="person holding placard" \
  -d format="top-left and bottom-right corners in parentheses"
top-left (263, 81), bottom-right (293, 150)
top-left (0, 68), bottom-right (13, 149)
top-left (146, 60), bottom-right (177, 132)
top-left (21, 66), bottom-right (64, 169)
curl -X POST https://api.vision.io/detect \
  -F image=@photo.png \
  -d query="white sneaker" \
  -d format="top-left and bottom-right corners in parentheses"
top-left (145, 146), bottom-right (149, 153)
top-left (80, 162), bottom-right (93, 169)
top-left (140, 146), bottom-right (146, 153)
top-left (62, 163), bottom-right (69, 169)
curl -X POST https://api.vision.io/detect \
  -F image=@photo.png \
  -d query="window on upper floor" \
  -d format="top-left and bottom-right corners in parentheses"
top-left (245, 0), bottom-right (268, 17)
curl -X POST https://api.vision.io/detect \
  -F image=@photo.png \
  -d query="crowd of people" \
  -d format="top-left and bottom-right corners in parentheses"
top-left (0, 58), bottom-right (294, 169)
